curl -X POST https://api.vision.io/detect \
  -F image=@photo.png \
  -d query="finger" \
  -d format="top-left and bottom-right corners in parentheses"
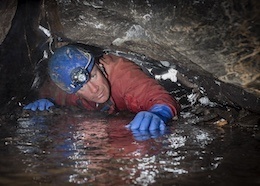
top-left (160, 127), bottom-right (167, 136)
top-left (129, 112), bottom-right (145, 130)
top-left (150, 130), bottom-right (160, 138)
top-left (31, 102), bottom-right (38, 111)
top-left (38, 101), bottom-right (46, 111)
top-left (159, 120), bottom-right (166, 131)
top-left (23, 103), bottom-right (32, 110)
top-left (139, 113), bottom-right (152, 130)
top-left (149, 115), bottom-right (161, 130)
top-left (46, 101), bottom-right (54, 110)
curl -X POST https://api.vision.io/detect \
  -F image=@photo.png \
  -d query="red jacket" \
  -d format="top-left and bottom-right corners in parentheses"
top-left (39, 54), bottom-right (180, 115)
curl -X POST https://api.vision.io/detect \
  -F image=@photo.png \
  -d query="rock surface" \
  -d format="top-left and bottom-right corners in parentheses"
top-left (53, 0), bottom-right (259, 95)
top-left (0, 0), bottom-right (17, 43)
top-left (0, 0), bottom-right (259, 113)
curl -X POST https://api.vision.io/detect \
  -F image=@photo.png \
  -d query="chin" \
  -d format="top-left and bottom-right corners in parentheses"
top-left (96, 95), bottom-right (109, 104)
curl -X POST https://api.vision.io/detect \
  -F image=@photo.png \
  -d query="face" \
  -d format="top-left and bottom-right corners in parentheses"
top-left (76, 65), bottom-right (110, 103)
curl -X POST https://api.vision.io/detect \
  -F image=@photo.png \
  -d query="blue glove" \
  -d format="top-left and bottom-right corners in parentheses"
top-left (23, 99), bottom-right (54, 111)
top-left (127, 104), bottom-right (173, 131)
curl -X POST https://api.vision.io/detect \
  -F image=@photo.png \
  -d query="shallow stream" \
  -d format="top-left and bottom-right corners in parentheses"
top-left (0, 108), bottom-right (259, 186)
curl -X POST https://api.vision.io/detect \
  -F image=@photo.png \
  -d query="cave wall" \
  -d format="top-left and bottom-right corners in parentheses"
top-left (0, 0), bottom-right (45, 113)
top-left (0, 1), bottom-right (17, 44)
top-left (0, 0), bottom-right (259, 113)
top-left (52, 0), bottom-right (259, 95)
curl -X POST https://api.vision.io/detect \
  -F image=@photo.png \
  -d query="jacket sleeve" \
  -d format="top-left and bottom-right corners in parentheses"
top-left (103, 55), bottom-right (180, 116)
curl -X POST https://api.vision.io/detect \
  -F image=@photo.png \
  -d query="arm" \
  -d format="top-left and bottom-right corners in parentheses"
top-left (102, 55), bottom-right (180, 130)
top-left (106, 55), bottom-right (180, 115)
top-left (24, 77), bottom-right (96, 111)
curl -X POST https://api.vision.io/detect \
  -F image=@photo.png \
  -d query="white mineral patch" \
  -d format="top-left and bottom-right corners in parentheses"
top-left (181, 111), bottom-right (193, 119)
top-left (43, 50), bottom-right (48, 59)
top-left (155, 68), bottom-right (178, 82)
top-left (143, 14), bottom-right (152, 21)
top-left (198, 96), bottom-right (210, 105)
top-left (160, 61), bottom-right (171, 67)
top-left (198, 96), bottom-right (217, 107)
top-left (39, 25), bottom-right (51, 37)
top-left (214, 80), bottom-right (221, 86)
top-left (112, 25), bottom-right (146, 46)
top-left (187, 93), bottom-right (199, 105)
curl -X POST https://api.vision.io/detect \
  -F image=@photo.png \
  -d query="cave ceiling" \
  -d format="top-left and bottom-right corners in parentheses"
top-left (0, 0), bottom-right (259, 113)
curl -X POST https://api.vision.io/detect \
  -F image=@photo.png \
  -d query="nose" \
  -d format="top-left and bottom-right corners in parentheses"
top-left (87, 81), bottom-right (99, 93)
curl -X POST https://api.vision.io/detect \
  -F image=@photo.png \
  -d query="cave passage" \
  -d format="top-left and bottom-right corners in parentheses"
top-left (0, 1), bottom-right (259, 185)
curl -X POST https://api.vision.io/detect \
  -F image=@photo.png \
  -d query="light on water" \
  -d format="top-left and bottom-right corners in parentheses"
top-left (0, 110), bottom-right (259, 185)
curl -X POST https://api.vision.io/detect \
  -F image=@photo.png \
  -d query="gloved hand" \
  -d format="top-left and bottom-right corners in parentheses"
top-left (23, 99), bottom-right (54, 111)
top-left (127, 104), bottom-right (173, 131)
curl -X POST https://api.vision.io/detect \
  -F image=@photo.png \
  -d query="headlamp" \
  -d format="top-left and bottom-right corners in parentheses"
top-left (71, 67), bottom-right (90, 87)
top-left (70, 50), bottom-right (93, 89)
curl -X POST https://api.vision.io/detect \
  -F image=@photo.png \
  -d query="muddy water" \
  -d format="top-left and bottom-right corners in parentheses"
top-left (0, 109), bottom-right (259, 186)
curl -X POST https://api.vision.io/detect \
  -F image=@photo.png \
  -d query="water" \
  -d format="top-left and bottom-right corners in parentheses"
top-left (0, 109), bottom-right (259, 186)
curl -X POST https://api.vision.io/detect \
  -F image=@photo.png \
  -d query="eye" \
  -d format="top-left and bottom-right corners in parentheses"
top-left (91, 73), bottom-right (97, 79)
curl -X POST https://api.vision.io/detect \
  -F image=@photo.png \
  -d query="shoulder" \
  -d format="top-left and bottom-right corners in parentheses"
top-left (100, 54), bottom-right (132, 64)
top-left (100, 54), bottom-right (140, 74)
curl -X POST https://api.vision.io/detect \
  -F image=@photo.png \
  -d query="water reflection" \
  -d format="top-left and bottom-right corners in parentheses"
top-left (0, 107), bottom-right (258, 186)
top-left (3, 111), bottom-right (225, 186)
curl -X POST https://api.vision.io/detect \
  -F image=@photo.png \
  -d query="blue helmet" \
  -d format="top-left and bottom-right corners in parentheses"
top-left (48, 45), bottom-right (95, 94)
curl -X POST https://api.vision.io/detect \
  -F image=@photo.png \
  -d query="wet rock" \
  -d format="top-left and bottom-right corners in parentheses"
top-left (0, 0), bottom-right (17, 44)
top-left (212, 106), bottom-right (239, 124)
top-left (0, 0), bottom-right (259, 116)
top-left (52, 0), bottom-right (260, 98)
top-left (254, 131), bottom-right (260, 141)
top-left (237, 112), bottom-right (260, 128)
top-left (214, 118), bottom-right (228, 127)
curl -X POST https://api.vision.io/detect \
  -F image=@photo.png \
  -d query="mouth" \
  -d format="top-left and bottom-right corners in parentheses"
top-left (97, 90), bottom-right (104, 99)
